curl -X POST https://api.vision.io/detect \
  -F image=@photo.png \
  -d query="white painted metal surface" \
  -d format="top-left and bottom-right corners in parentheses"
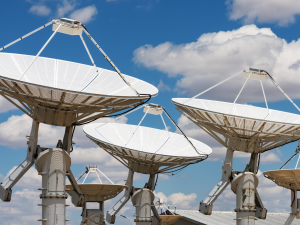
top-left (0, 53), bottom-right (158, 126)
top-left (172, 98), bottom-right (300, 153)
top-left (0, 53), bottom-right (158, 97)
top-left (83, 123), bottom-right (212, 167)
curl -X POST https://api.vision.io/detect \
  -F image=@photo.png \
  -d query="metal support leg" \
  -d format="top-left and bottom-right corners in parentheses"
top-left (106, 170), bottom-right (134, 224)
top-left (200, 149), bottom-right (234, 214)
top-left (284, 188), bottom-right (299, 225)
top-left (247, 153), bottom-right (267, 219)
top-left (61, 125), bottom-right (85, 207)
top-left (0, 120), bottom-right (39, 201)
top-left (62, 126), bottom-right (73, 154)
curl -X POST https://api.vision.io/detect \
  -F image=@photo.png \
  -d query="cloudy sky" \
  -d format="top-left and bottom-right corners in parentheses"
top-left (1, 0), bottom-right (300, 224)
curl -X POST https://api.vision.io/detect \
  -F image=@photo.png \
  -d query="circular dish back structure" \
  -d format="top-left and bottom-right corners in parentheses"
top-left (172, 68), bottom-right (300, 225)
top-left (66, 165), bottom-right (127, 225)
top-left (264, 169), bottom-right (300, 191)
top-left (0, 18), bottom-right (158, 225)
top-left (0, 53), bottom-right (158, 126)
top-left (172, 98), bottom-right (300, 153)
top-left (83, 104), bottom-right (212, 225)
top-left (84, 122), bottom-right (211, 174)
top-left (264, 167), bottom-right (300, 224)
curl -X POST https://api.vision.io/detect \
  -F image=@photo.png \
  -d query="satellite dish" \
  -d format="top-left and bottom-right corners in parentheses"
top-left (172, 98), bottom-right (300, 153)
top-left (264, 169), bottom-right (300, 191)
top-left (0, 18), bottom-right (157, 225)
top-left (264, 150), bottom-right (300, 224)
top-left (66, 165), bottom-right (126, 225)
top-left (0, 52), bottom-right (158, 126)
top-left (172, 68), bottom-right (300, 223)
top-left (83, 103), bottom-right (212, 224)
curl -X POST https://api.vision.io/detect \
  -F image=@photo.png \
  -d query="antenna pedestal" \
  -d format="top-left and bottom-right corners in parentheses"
top-left (82, 202), bottom-right (105, 225)
top-left (132, 188), bottom-right (155, 225)
top-left (231, 172), bottom-right (258, 225)
top-left (36, 148), bottom-right (71, 224)
top-left (200, 148), bottom-right (233, 215)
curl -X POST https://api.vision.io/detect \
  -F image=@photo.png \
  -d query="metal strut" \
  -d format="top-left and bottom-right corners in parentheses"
top-left (82, 28), bottom-right (139, 96)
top-left (0, 120), bottom-right (39, 201)
top-left (0, 21), bottom-right (53, 52)
top-left (18, 24), bottom-right (62, 81)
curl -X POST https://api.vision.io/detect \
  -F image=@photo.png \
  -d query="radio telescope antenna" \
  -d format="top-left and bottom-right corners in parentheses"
top-left (264, 143), bottom-right (300, 225)
top-left (83, 103), bottom-right (212, 225)
top-left (172, 68), bottom-right (300, 225)
top-left (0, 18), bottom-right (158, 225)
top-left (66, 165), bottom-right (127, 225)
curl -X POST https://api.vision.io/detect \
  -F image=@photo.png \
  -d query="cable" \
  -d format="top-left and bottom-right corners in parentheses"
top-left (74, 94), bottom-right (151, 126)
top-left (160, 155), bottom-right (208, 176)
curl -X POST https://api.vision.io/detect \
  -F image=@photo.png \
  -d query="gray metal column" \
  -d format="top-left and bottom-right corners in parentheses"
top-left (36, 148), bottom-right (71, 225)
top-left (231, 172), bottom-right (258, 225)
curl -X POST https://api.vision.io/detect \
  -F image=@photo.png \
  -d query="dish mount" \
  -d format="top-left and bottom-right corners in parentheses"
top-left (172, 68), bottom-right (300, 225)
top-left (0, 18), bottom-right (157, 225)
top-left (83, 103), bottom-right (212, 225)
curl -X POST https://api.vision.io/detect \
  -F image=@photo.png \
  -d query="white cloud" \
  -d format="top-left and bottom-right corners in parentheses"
top-left (69, 5), bottom-right (98, 24)
top-left (260, 151), bottom-right (282, 164)
top-left (29, 4), bottom-right (51, 16)
top-left (56, 0), bottom-right (76, 18)
top-left (155, 191), bottom-right (198, 209)
top-left (227, 0), bottom-right (300, 26)
top-left (134, 24), bottom-right (300, 104)
top-left (157, 79), bottom-right (171, 92)
top-left (0, 96), bottom-right (17, 113)
top-left (0, 114), bottom-right (127, 149)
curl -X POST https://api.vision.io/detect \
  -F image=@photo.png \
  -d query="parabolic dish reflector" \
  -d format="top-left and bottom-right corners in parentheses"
top-left (263, 169), bottom-right (300, 191)
top-left (172, 98), bottom-right (300, 153)
top-left (83, 123), bottom-right (212, 173)
top-left (0, 53), bottom-right (158, 126)
top-left (66, 184), bottom-right (126, 201)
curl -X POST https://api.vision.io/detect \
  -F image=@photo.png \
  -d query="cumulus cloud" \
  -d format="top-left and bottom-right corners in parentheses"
top-left (29, 4), bottom-right (51, 16)
top-left (69, 5), bottom-right (98, 24)
top-left (157, 80), bottom-right (171, 92)
top-left (0, 96), bottom-right (17, 113)
top-left (155, 191), bottom-right (198, 209)
top-left (56, 0), bottom-right (77, 18)
top-left (0, 114), bottom-right (127, 149)
top-left (134, 24), bottom-right (300, 104)
top-left (227, 0), bottom-right (300, 26)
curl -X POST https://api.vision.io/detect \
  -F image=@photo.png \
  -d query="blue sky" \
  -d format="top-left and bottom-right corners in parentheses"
top-left (1, 0), bottom-right (300, 224)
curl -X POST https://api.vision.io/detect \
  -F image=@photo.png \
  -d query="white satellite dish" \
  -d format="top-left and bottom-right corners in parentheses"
top-left (83, 103), bottom-right (212, 225)
top-left (0, 18), bottom-right (157, 225)
top-left (66, 165), bottom-right (126, 225)
top-left (263, 148), bottom-right (300, 225)
top-left (172, 68), bottom-right (300, 224)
